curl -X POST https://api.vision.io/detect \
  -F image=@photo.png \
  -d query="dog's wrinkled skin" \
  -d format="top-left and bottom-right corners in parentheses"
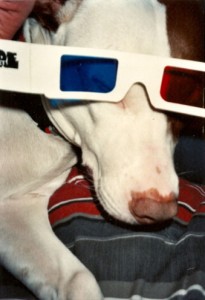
top-left (0, 0), bottom-right (183, 299)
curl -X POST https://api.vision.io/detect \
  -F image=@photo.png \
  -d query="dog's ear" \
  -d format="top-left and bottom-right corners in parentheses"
top-left (24, 0), bottom-right (82, 44)
top-left (56, 0), bottom-right (83, 25)
top-left (31, 0), bottom-right (82, 32)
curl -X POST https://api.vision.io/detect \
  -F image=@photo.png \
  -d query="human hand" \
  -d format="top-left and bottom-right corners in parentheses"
top-left (0, 0), bottom-right (62, 39)
top-left (0, 0), bottom-right (35, 39)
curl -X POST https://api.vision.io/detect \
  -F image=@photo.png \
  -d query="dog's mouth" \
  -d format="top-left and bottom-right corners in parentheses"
top-left (94, 180), bottom-right (137, 224)
top-left (83, 164), bottom-right (178, 225)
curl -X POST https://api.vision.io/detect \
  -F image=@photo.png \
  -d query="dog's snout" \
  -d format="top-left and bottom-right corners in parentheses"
top-left (129, 189), bottom-right (178, 224)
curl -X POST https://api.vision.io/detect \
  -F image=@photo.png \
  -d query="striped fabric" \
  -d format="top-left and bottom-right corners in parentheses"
top-left (0, 166), bottom-right (205, 299)
top-left (48, 167), bottom-right (205, 226)
top-left (48, 167), bottom-right (205, 300)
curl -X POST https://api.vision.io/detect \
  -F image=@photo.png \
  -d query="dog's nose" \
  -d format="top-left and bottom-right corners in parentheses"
top-left (129, 189), bottom-right (177, 224)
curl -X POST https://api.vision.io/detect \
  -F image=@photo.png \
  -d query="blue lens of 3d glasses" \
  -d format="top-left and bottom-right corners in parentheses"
top-left (60, 55), bottom-right (118, 93)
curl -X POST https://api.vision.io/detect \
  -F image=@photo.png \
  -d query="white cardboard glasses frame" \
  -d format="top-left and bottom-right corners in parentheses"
top-left (0, 39), bottom-right (204, 118)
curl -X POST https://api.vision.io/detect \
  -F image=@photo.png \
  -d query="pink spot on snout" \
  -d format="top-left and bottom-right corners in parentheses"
top-left (156, 166), bottom-right (162, 174)
top-left (129, 189), bottom-right (177, 224)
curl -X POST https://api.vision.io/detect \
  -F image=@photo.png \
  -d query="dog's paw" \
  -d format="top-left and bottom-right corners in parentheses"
top-left (38, 270), bottom-right (103, 300)
top-left (66, 270), bottom-right (104, 300)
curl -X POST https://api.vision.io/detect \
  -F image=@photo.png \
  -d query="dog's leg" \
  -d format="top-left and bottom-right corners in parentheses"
top-left (0, 95), bottom-right (103, 299)
top-left (0, 186), bottom-right (103, 300)
top-left (0, 93), bottom-right (76, 199)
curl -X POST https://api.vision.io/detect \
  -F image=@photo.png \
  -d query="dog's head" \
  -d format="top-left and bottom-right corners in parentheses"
top-left (24, 0), bottom-right (203, 225)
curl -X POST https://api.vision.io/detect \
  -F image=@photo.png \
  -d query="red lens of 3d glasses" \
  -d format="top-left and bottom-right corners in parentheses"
top-left (160, 66), bottom-right (205, 109)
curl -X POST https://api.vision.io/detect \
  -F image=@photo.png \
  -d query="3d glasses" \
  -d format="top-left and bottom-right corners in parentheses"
top-left (0, 40), bottom-right (204, 118)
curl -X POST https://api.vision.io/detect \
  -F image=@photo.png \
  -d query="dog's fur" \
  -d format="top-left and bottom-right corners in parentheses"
top-left (0, 0), bottom-right (203, 299)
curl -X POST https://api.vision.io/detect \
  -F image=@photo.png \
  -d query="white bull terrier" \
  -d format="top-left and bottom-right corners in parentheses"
top-left (0, 0), bottom-right (202, 299)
